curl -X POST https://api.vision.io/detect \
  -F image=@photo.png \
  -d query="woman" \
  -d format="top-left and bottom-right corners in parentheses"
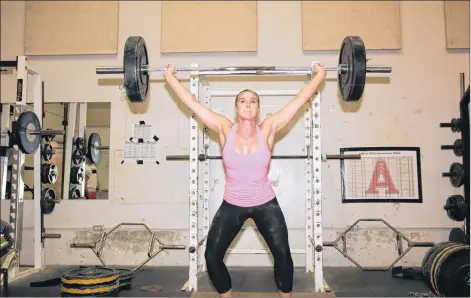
top-left (164, 63), bottom-right (326, 297)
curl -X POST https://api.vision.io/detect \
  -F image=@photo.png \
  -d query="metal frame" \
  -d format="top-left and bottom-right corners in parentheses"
top-left (184, 66), bottom-right (326, 293)
top-left (0, 56), bottom-right (44, 279)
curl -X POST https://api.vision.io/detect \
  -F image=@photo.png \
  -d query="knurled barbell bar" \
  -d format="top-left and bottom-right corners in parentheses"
top-left (10, 111), bottom-right (64, 154)
top-left (166, 153), bottom-right (361, 162)
top-left (95, 36), bottom-right (392, 103)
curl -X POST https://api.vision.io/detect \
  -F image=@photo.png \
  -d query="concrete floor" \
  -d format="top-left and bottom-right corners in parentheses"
top-left (2, 265), bottom-right (433, 297)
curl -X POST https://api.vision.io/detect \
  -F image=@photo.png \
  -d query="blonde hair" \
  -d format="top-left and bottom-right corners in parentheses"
top-left (235, 89), bottom-right (260, 105)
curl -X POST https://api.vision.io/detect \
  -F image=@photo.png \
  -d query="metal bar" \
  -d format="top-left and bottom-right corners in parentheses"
top-left (188, 74), bottom-right (200, 292)
top-left (78, 103), bottom-right (87, 198)
top-left (325, 154), bottom-right (361, 160)
top-left (33, 71), bottom-right (43, 269)
top-left (211, 89), bottom-right (300, 97)
top-left (459, 84), bottom-right (470, 245)
top-left (28, 129), bottom-right (64, 135)
top-left (95, 65), bottom-right (392, 75)
top-left (0, 60), bottom-right (17, 68)
top-left (166, 154), bottom-right (361, 161)
top-left (227, 248), bottom-right (306, 254)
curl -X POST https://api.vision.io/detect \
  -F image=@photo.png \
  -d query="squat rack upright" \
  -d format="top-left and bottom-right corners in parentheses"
top-left (0, 56), bottom-right (45, 279)
top-left (180, 65), bottom-right (324, 292)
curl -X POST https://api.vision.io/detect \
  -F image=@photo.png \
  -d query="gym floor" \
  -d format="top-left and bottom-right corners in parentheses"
top-left (4, 265), bottom-right (432, 297)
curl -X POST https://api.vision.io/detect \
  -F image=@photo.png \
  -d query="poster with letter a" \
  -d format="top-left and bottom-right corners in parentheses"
top-left (339, 147), bottom-right (423, 203)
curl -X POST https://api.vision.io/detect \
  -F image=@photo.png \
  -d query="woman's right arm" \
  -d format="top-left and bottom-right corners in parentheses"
top-left (164, 65), bottom-right (232, 134)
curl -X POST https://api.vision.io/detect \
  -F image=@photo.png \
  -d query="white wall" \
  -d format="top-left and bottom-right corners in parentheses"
top-left (1, 1), bottom-right (469, 270)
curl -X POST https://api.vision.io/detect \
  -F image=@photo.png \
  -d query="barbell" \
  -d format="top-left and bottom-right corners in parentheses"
top-left (96, 36), bottom-right (392, 103)
top-left (166, 153), bottom-right (361, 162)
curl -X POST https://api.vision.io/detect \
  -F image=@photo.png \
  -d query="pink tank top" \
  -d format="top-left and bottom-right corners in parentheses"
top-left (222, 123), bottom-right (276, 207)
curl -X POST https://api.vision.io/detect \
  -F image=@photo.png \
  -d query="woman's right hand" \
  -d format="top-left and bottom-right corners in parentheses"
top-left (164, 64), bottom-right (177, 77)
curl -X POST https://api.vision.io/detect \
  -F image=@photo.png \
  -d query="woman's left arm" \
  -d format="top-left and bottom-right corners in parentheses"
top-left (262, 63), bottom-right (326, 134)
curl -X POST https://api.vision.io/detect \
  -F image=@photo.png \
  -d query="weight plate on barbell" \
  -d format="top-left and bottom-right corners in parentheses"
top-left (41, 188), bottom-right (56, 214)
top-left (124, 36), bottom-right (149, 103)
top-left (87, 133), bottom-right (102, 164)
top-left (338, 36), bottom-right (366, 102)
top-left (12, 111), bottom-right (41, 154)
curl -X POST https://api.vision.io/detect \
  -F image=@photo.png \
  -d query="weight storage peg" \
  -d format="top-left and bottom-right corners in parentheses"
top-left (10, 111), bottom-right (64, 154)
top-left (440, 118), bottom-right (464, 133)
top-left (96, 35), bottom-right (392, 103)
top-left (442, 162), bottom-right (465, 187)
top-left (441, 139), bottom-right (464, 157)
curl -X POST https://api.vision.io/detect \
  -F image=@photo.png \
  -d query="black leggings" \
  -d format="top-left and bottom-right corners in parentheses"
top-left (204, 197), bottom-right (294, 294)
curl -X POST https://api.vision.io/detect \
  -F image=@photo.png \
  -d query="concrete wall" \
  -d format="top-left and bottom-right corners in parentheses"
top-left (1, 1), bottom-right (469, 270)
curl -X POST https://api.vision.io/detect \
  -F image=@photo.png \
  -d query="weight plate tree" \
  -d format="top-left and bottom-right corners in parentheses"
top-left (95, 35), bottom-right (392, 103)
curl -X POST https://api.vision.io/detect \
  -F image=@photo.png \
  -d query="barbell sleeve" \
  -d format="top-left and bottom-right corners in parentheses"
top-left (160, 244), bottom-right (186, 250)
top-left (28, 129), bottom-right (65, 136)
top-left (70, 243), bottom-right (95, 248)
top-left (325, 154), bottom-right (361, 160)
top-left (0, 60), bottom-right (17, 68)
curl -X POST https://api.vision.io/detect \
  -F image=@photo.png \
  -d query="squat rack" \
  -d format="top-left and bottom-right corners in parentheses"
top-left (0, 56), bottom-right (44, 279)
top-left (180, 64), bottom-right (324, 292)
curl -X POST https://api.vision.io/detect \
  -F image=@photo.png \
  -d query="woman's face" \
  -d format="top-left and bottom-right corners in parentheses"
top-left (235, 90), bottom-right (259, 120)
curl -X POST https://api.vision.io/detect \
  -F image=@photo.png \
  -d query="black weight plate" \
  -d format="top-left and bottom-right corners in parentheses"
top-left (42, 143), bottom-right (53, 161)
top-left (14, 111), bottom-right (41, 154)
top-left (124, 36), bottom-right (149, 103)
top-left (453, 139), bottom-right (464, 156)
top-left (422, 241), bottom-right (460, 288)
top-left (72, 149), bottom-right (85, 165)
top-left (70, 187), bottom-right (81, 199)
top-left (71, 166), bottom-right (84, 185)
top-left (62, 267), bottom-right (118, 285)
top-left (61, 279), bottom-right (119, 297)
top-left (116, 269), bottom-right (134, 289)
top-left (75, 137), bottom-right (85, 150)
top-left (41, 188), bottom-right (56, 214)
top-left (449, 162), bottom-right (465, 187)
top-left (444, 195), bottom-right (467, 221)
top-left (449, 227), bottom-right (467, 243)
top-left (433, 244), bottom-right (469, 297)
top-left (87, 133), bottom-right (102, 164)
top-left (338, 36), bottom-right (366, 102)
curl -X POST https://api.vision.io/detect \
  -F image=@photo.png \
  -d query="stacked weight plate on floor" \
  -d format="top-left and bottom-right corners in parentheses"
top-left (60, 267), bottom-right (120, 297)
top-left (421, 241), bottom-right (470, 297)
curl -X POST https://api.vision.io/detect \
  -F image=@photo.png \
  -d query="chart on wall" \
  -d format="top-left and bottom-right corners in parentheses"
top-left (339, 147), bottom-right (422, 203)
